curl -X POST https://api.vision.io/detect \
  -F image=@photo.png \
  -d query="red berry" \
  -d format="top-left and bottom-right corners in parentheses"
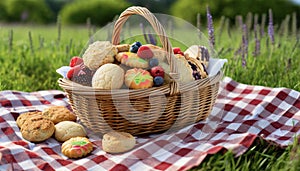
top-left (67, 65), bottom-right (81, 79)
top-left (150, 66), bottom-right (164, 78)
top-left (137, 45), bottom-right (153, 59)
top-left (173, 47), bottom-right (181, 54)
top-left (67, 68), bottom-right (75, 79)
top-left (69, 56), bottom-right (83, 67)
top-left (173, 47), bottom-right (184, 56)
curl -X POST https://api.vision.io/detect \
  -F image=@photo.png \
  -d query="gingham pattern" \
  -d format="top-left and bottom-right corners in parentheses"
top-left (1, 77), bottom-right (300, 171)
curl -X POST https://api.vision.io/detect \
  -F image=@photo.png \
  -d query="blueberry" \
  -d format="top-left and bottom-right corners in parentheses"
top-left (149, 58), bottom-right (159, 67)
top-left (153, 76), bottom-right (164, 86)
top-left (130, 44), bottom-right (139, 53)
top-left (135, 41), bottom-right (142, 47)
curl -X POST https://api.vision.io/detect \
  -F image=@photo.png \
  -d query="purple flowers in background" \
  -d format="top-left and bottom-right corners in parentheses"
top-left (140, 23), bottom-right (149, 44)
top-left (242, 24), bottom-right (248, 67)
top-left (268, 9), bottom-right (275, 45)
top-left (253, 15), bottom-right (261, 56)
top-left (140, 23), bottom-right (157, 45)
top-left (206, 6), bottom-right (215, 49)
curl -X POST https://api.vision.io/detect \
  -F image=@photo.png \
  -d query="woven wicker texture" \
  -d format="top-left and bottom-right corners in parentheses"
top-left (58, 6), bottom-right (222, 135)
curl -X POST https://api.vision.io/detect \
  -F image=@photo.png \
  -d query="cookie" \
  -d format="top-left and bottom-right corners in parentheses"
top-left (160, 53), bottom-right (208, 83)
top-left (115, 44), bottom-right (130, 52)
top-left (42, 106), bottom-right (77, 124)
top-left (62, 137), bottom-right (93, 158)
top-left (161, 54), bottom-right (194, 83)
top-left (144, 44), bottom-right (167, 63)
top-left (102, 131), bottom-right (136, 154)
top-left (92, 63), bottom-right (124, 89)
top-left (83, 41), bottom-right (117, 70)
top-left (125, 68), bottom-right (153, 89)
top-left (20, 115), bottom-right (55, 142)
top-left (115, 52), bottom-right (149, 69)
top-left (16, 111), bottom-right (42, 128)
top-left (184, 45), bottom-right (210, 68)
top-left (54, 121), bottom-right (87, 142)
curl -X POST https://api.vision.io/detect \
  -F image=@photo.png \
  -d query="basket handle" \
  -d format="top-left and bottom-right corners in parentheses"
top-left (112, 6), bottom-right (180, 95)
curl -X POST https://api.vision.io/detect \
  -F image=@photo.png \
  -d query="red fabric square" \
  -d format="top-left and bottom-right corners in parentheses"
top-left (259, 89), bottom-right (271, 95)
top-left (57, 159), bottom-right (72, 166)
top-left (224, 104), bottom-right (234, 111)
top-left (91, 155), bottom-right (108, 164)
top-left (242, 88), bottom-right (252, 94)
top-left (110, 164), bottom-right (129, 171)
top-left (42, 147), bottom-right (56, 155)
top-left (232, 97), bottom-right (243, 101)
top-left (207, 146), bottom-right (223, 154)
top-left (37, 163), bottom-right (55, 171)
top-left (175, 148), bottom-right (192, 157)
top-left (271, 122), bottom-right (283, 129)
top-left (265, 103), bottom-right (277, 113)
top-left (276, 91), bottom-right (289, 101)
top-left (0, 100), bottom-right (12, 107)
top-left (1, 127), bottom-right (14, 135)
top-left (20, 99), bottom-right (32, 106)
top-left (225, 83), bottom-right (235, 91)
top-left (250, 99), bottom-right (262, 105)
top-left (154, 162), bottom-right (172, 170)
top-left (239, 109), bottom-right (250, 116)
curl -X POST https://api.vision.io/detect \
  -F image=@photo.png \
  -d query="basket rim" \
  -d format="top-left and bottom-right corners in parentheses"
top-left (58, 71), bottom-right (223, 98)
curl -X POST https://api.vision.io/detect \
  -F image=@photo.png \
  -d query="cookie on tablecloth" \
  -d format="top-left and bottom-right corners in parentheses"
top-left (54, 121), bottom-right (87, 142)
top-left (102, 131), bottom-right (136, 153)
top-left (42, 106), bottom-right (77, 124)
top-left (62, 137), bottom-right (93, 158)
top-left (16, 111), bottom-right (42, 128)
top-left (20, 115), bottom-right (55, 142)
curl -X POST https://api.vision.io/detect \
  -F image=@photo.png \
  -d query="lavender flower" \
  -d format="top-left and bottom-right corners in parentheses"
top-left (148, 33), bottom-right (157, 45)
top-left (140, 23), bottom-right (149, 44)
top-left (206, 6), bottom-right (215, 49)
top-left (268, 9), bottom-right (275, 45)
top-left (241, 24), bottom-right (248, 67)
top-left (253, 14), bottom-right (260, 56)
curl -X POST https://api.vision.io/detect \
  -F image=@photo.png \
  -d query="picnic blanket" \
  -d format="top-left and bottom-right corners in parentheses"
top-left (1, 77), bottom-right (300, 171)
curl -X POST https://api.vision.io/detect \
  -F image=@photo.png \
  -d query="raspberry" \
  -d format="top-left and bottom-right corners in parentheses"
top-left (69, 56), bottom-right (83, 67)
top-left (173, 47), bottom-right (184, 56)
top-left (137, 45), bottom-right (153, 59)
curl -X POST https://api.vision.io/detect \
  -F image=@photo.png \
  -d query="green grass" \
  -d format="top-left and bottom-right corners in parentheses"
top-left (0, 21), bottom-right (299, 170)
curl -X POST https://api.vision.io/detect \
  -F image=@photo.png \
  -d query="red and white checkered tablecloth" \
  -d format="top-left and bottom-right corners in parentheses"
top-left (1, 77), bottom-right (300, 171)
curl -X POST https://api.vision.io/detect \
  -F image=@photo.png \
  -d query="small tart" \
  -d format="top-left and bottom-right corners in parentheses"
top-left (61, 137), bottom-right (93, 159)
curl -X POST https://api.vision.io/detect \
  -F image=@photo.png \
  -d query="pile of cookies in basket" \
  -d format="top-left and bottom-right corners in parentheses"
top-left (66, 41), bottom-right (210, 88)
top-left (17, 106), bottom-right (136, 158)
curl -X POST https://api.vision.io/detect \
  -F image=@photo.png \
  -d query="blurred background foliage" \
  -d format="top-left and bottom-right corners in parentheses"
top-left (0, 0), bottom-right (299, 26)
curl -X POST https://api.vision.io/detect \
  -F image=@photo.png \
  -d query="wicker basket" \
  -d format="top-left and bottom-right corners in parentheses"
top-left (58, 6), bottom-right (223, 135)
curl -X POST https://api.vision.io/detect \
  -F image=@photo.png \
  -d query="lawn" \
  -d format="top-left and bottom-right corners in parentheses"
top-left (0, 16), bottom-right (299, 170)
